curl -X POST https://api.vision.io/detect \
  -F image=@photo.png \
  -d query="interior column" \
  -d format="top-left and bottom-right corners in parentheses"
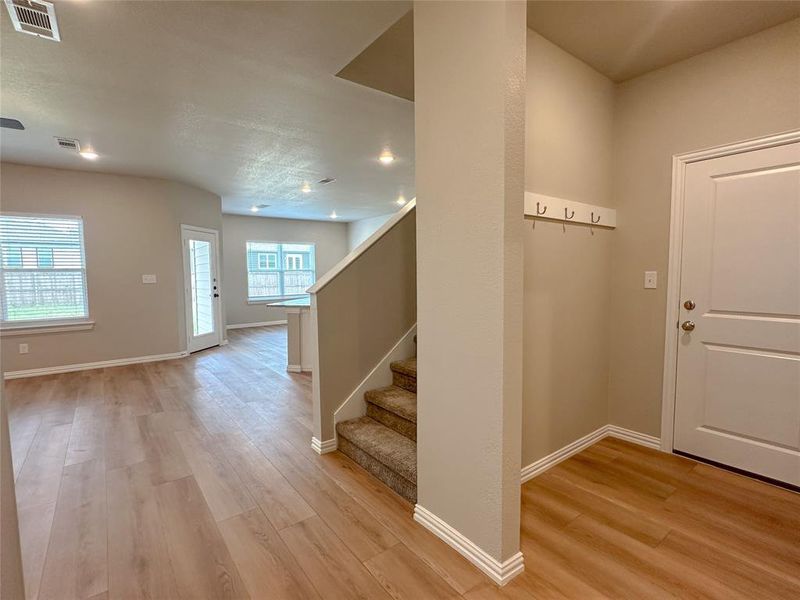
top-left (413, 0), bottom-right (526, 586)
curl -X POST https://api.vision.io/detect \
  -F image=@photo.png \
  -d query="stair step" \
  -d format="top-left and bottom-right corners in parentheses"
top-left (390, 358), bottom-right (416, 378)
top-left (365, 386), bottom-right (416, 422)
top-left (365, 385), bottom-right (416, 441)
top-left (390, 357), bottom-right (416, 393)
top-left (367, 403), bottom-right (416, 441)
top-left (336, 417), bottom-right (416, 502)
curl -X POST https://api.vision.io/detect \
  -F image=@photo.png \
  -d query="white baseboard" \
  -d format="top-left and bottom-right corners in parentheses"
top-left (3, 350), bottom-right (189, 380)
top-left (413, 505), bottom-right (524, 586)
top-left (520, 425), bottom-right (608, 483)
top-left (288, 364), bottom-right (312, 374)
top-left (606, 424), bottom-right (661, 449)
top-left (520, 424), bottom-right (661, 484)
top-left (226, 320), bottom-right (287, 330)
top-left (334, 323), bottom-right (417, 426)
top-left (311, 437), bottom-right (337, 454)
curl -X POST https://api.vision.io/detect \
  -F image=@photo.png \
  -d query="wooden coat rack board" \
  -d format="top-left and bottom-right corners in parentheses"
top-left (524, 192), bottom-right (616, 228)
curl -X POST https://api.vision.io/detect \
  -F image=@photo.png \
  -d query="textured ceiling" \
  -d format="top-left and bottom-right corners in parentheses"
top-left (527, 0), bottom-right (800, 82)
top-left (0, 0), bottom-right (413, 221)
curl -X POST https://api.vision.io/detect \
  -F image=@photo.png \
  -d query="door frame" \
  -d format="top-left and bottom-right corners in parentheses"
top-left (660, 129), bottom-right (800, 452)
top-left (181, 224), bottom-right (224, 353)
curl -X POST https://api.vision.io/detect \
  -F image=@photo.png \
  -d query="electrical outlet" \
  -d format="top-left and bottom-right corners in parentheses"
top-left (644, 271), bottom-right (657, 289)
top-left (142, 274), bottom-right (157, 284)
top-left (19, 343), bottom-right (29, 354)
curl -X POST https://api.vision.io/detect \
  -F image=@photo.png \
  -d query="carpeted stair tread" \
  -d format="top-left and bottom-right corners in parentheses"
top-left (390, 357), bottom-right (417, 378)
top-left (365, 385), bottom-right (417, 423)
top-left (367, 404), bottom-right (416, 441)
top-left (337, 437), bottom-right (416, 503)
top-left (336, 416), bottom-right (416, 484)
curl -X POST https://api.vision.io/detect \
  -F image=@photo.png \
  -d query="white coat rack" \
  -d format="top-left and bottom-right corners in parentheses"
top-left (524, 192), bottom-right (616, 228)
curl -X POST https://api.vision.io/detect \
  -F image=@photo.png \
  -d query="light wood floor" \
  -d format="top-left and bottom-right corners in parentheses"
top-left (7, 326), bottom-right (800, 599)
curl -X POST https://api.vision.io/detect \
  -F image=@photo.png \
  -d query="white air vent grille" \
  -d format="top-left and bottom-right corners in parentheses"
top-left (4, 0), bottom-right (60, 41)
top-left (55, 137), bottom-right (80, 151)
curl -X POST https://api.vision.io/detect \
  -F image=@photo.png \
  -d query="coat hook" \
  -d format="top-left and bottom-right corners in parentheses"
top-left (591, 212), bottom-right (601, 224)
top-left (536, 202), bottom-right (547, 216)
top-left (565, 207), bottom-right (575, 220)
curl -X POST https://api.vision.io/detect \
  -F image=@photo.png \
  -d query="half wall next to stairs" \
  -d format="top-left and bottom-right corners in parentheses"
top-left (309, 201), bottom-right (417, 446)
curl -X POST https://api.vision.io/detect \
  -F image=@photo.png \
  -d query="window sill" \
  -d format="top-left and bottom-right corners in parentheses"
top-left (248, 295), bottom-right (308, 305)
top-left (0, 320), bottom-right (95, 336)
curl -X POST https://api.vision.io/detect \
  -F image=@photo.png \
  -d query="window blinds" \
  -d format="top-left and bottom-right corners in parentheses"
top-left (0, 214), bottom-right (89, 323)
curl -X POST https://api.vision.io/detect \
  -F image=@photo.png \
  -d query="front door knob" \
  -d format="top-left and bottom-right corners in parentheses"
top-left (681, 320), bottom-right (695, 332)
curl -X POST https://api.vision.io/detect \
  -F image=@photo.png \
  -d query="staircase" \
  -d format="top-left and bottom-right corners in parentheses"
top-left (336, 358), bottom-right (417, 503)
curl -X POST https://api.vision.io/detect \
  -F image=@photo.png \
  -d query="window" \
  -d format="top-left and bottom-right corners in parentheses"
top-left (246, 241), bottom-right (315, 301)
top-left (256, 252), bottom-right (278, 270)
top-left (284, 254), bottom-right (302, 270)
top-left (0, 214), bottom-right (89, 324)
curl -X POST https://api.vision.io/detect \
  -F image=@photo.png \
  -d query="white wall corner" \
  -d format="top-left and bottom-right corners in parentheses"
top-left (413, 505), bottom-right (524, 586)
top-left (520, 424), bottom-right (662, 484)
top-left (333, 324), bottom-right (417, 426)
top-left (311, 437), bottom-right (337, 455)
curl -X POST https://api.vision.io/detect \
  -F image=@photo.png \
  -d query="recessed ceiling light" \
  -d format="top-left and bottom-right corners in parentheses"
top-left (330, 211), bottom-right (338, 219)
top-left (378, 149), bottom-right (395, 165)
top-left (301, 182), bottom-right (311, 193)
top-left (79, 149), bottom-right (98, 160)
top-left (396, 195), bottom-right (406, 206)
top-left (250, 206), bottom-right (259, 213)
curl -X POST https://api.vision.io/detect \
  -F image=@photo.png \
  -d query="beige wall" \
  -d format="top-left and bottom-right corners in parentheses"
top-left (522, 30), bottom-right (615, 465)
top-left (221, 214), bottom-right (348, 326)
top-left (313, 209), bottom-right (416, 441)
top-left (0, 163), bottom-right (222, 373)
top-left (608, 18), bottom-right (800, 436)
top-left (415, 0), bottom-right (525, 564)
top-left (523, 19), bottom-right (800, 454)
top-left (346, 213), bottom-right (394, 251)
top-left (0, 381), bottom-right (25, 600)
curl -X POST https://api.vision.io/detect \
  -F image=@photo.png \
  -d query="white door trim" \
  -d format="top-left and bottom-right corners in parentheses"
top-left (660, 129), bottom-right (800, 452)
top-left (181, 224), bottom-right (224, 353)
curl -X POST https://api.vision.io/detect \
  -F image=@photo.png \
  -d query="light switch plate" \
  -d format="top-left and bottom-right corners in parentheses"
top-left (142, 274), bottom-right (157, 284)
top-left (644, 271), bottom-right (657, 289)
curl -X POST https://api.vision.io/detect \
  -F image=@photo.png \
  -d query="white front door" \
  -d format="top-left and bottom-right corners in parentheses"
top-left (673, 140), bottom-right (800, 486)
top-left (182, 226), bottom-right (222, 353)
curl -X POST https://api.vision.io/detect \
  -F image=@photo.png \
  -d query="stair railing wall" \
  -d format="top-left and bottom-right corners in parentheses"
top-left (308, 201), bottom-right (417, 451)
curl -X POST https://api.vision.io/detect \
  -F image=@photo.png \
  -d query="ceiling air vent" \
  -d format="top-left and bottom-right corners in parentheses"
top-left (0, 118), bottom-right (24, 130)
top-left (4, 0), bottom-right (60, 41)
top-left (54, 137), bottom-right (80, 151)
